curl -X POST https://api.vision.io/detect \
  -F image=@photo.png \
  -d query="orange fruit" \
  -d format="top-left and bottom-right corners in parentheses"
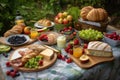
top-left (24, 27), bottom-right (31, 34)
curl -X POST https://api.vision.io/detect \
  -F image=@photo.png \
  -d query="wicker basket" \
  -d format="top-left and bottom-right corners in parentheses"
top-left (74, 17), bottom-right (111, 32)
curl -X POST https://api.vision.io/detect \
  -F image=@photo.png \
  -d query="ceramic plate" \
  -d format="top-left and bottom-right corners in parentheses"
top-left (34, 22), bottom-right (55, 28)
top-left (6, 34), bottom-right (30, 46)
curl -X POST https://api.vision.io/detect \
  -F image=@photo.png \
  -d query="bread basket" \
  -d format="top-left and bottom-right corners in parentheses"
top-left (74, 17), bottom-right (111, 32)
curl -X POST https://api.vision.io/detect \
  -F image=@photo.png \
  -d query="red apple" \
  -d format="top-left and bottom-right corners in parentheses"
top-left (63, 18), bottom-right (69, 24)
top-left (67, 15), bottom-right (72, 21)
top-left (58, 12), bottom-right (63, 18)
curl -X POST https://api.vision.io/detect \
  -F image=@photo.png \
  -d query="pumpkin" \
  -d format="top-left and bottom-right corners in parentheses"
top-left (80, 6), bottom-right (108, 22)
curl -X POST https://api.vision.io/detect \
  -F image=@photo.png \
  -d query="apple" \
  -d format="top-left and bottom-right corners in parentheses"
top-left (63, 12), bottom-right (68, 17)
top-left (58, 18), bottom-right (63, 24)
top-left (63, 18), bottom-right (69, 24)
top-left (54, 16), bottom-right (59, 23)
top-left (67, 15), bottom-right (72, 21)
top-left (57, 12), bottom-right (63, 18)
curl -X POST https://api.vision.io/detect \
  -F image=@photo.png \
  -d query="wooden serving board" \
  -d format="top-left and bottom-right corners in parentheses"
top-left (9, 48), bottom-right (57, 72)
top-left (0, 37), bottom-right (37, 49)
top-left (69, 54), bottom-right (114, 69)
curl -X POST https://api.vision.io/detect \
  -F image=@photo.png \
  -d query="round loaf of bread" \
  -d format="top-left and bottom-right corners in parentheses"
top-left (47, 33), bottom-right (57, 44)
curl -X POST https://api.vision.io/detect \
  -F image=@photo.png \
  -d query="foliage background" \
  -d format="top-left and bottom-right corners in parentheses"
top-left (0, 0), bottom-right (120, 36)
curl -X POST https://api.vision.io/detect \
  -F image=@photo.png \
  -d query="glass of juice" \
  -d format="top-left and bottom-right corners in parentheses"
top-left (73, 47), bottom-right (83, 58)
top-left (30, 29), bottom-right (39, 39)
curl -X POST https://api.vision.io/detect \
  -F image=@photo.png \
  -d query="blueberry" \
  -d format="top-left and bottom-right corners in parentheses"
top-left (3, 53), bottom-right (8, 58)
top-left (16, 73), bottom-right (20, 76)
top-left (64, 55), bottom-right (68, 59)
top-left (10, 69), bottom-right (14, 72)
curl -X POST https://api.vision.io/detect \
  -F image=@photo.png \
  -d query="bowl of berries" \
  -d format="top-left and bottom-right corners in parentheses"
top-left (103, 32), bottom-right (120, 46)
top-left (38, 31), bottom-right (61, 45)
top-left (60, 26), bottom-right (77, 41)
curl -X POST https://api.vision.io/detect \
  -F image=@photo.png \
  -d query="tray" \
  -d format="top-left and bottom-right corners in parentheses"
top-left (9, 46), bottom-right (57, 72)
top-left (69, 54), bottom-right (114, 69)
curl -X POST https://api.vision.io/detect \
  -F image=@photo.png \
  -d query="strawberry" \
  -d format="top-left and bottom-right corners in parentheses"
top-left (6, 62), bottom-right (11, 67)
top-left (6, 70), bottom-right (11, 75)
top-left (57, 53), bottom-right (62, 59)
top-left (74, 38), bottom-right (79, 45)
top-left (83, 44), bottom-right (88, 49)
top-left (67, 43), bottom-right (73, 49)
top-left (68, 49), bottom-right (73, 54)
top-left (66, 58), bottom-right (72, 63)
top-left (39, 60), bottom-right (43, 66)
top-left (39, 34), bottom-right (47, 40)
top-left (10, 72), bottom-right (16, 78)
top-left (65, 47), bottom-right (70, 53)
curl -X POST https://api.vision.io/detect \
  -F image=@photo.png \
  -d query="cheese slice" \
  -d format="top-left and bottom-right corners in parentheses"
top-left (40, 49), bottom-right (54, 60)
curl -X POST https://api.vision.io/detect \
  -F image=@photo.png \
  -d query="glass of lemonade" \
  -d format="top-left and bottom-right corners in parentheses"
top-left (30, 29), bottom-right (39, 39)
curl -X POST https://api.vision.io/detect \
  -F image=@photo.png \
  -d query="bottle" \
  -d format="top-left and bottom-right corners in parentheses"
top-left (15, 10), bottom-right (24, 25)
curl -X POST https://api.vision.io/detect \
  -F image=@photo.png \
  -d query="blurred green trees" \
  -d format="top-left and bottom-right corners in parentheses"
top-left (0, 0), bottom-right (120, 36)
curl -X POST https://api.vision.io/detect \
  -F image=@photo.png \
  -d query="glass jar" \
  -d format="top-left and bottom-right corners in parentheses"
top-left (57, 35), bottom-right (66, 49)
top-left (73, 47), bottom-right (83, 58)
top-left (30, 29), bottom-right (39, 39)
top-left (15, 10), bottom-right (24, 25)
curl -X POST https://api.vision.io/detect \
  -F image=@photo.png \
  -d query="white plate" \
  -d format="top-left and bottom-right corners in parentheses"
top-left (34, 21), bottom-right (55, 28)
top-left (6, 34), bottom-right (30, 46)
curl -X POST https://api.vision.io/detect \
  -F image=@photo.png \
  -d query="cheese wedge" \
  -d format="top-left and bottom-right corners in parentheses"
top-left (86, 41), bottom-right (113, 57)
top-left (10, 50), bottom-right (22, 61)
top-left (40, 49), bottom-right (54, 60)
top-left (10, 48), bottom-right (28, 61)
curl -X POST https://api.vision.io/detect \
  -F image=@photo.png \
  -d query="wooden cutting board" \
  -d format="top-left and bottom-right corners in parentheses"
top-left (0, 37), bottom-right (37, 49)
top-left (69, 54), bottom-right (114, 69)
top-left (9, 47), bottom-right (57, 72)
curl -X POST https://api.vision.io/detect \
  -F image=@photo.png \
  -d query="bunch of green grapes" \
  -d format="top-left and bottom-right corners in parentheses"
top-left (79, 29), bottom-right (103, 41)
top-left (24, 55), bottom-right (43, 68)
